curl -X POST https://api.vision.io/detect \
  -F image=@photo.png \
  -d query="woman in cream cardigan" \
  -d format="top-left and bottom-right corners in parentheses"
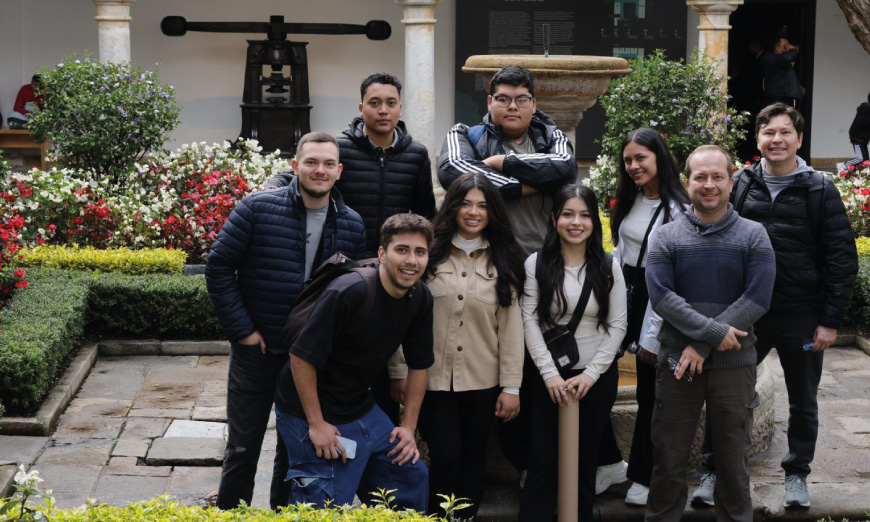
top-left (418, 172), bottom-right (526, 519)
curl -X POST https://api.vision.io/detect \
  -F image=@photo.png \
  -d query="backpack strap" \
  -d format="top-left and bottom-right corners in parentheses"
top-left (346, 267), bottom-right (379, 335)
top-left (731, 170), bottom-right (755, 214)
top-left (468, 124), bottom-right (486, 147)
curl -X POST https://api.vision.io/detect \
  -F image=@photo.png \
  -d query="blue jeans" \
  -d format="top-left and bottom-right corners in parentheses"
top-left (275, 404), bottom-right (428, 511)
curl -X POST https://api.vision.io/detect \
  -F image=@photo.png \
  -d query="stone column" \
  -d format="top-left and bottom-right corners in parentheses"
top-left (92, 0), bottom-right (136, 63)
top-left (686, 0), bottom-right (743, 92)
top-left (395, 0), bottom-right (443, 197)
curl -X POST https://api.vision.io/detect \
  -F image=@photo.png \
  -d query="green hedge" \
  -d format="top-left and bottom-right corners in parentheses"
top-left (20, 245), bottom-right (186, 275)
top-left (843, 257), bottom-right (870, 334)
top-left (87, 273), bottom-right (221, 338)
top-left (0, 268), bottom-right (219, 416)
top-left (0, 269), bottom-right (90, 414)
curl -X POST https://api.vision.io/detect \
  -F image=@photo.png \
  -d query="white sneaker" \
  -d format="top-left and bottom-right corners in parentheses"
top-left (625, 482), bottom-right (649, 505)
top-left (595, 460), bottom-right (628, 494)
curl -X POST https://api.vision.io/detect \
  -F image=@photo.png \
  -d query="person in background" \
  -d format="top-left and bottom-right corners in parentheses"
top-left (417, 172), bottom-right (526, 519)
top-left (6, 75), bottom-right (45, 130)
top-left (595, 128), bottom-right (691, 506)
top-left (519, 184), bottom-right (627, 522)
top-left (843, 91), bottom-right (870, 170)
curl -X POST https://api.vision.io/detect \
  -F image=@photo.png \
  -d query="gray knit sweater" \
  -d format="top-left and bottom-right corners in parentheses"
top-left (646, 205), bottom-right (776, 370)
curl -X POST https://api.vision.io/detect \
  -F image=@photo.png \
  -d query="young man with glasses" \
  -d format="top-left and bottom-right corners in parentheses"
top-left (438, 65), bottom-right (576, 257)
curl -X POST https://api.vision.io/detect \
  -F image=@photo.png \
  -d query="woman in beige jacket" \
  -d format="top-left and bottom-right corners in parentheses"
top-left (418, 172), bottom-right (526, 519)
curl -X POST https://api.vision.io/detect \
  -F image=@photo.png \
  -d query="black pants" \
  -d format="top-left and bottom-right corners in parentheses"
top-left (372, 367), bottom-right (401, 426)
top-left (597, 264), bottom-right (657, 487)
top-left (418, 386), bottom-right (501, 518)
top-left (217, 343), bottom-right (291, 510)
top-left (497, 351), bottom-right (537, 473)
top-left (701, 316), bottom-right (823, 478)
top-left (519, 363), bottom-right (620, 522)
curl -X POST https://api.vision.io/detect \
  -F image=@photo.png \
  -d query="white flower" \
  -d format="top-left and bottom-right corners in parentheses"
top-left (14, 465), bottom-right (43, 488)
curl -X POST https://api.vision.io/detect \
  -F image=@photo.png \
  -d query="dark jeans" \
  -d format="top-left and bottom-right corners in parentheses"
top-left (418, 386), bottom-right (501, 519)
top-left (701, 316), bottom-right (823, 478)
top-left (217, 343), bottom-right (291, 510)
top-left (519, 362), bottom-right (620, 522)
top-left (647, 364), bottom-right (756, 522)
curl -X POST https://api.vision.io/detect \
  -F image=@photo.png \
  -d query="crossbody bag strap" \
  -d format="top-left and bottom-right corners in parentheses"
top-left (566, 267), bottom-right (594, 334)
top-left (629, 202), bottom-right (665, 289)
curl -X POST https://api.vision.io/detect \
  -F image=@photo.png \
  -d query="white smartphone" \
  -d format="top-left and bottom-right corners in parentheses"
top-left (336, 436), bottom-right (357, 459)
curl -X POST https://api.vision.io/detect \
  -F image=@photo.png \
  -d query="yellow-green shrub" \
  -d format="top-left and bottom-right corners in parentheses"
top-left (856, 237), bottom-right (870, 258)
top-left (4, 496), bottom-right (446, 522)
top-left (20, 246), bottom-right (186, 275)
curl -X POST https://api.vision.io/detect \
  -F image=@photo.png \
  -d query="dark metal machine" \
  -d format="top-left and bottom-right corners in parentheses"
top-left (160, 15), bottom-right (391, 155)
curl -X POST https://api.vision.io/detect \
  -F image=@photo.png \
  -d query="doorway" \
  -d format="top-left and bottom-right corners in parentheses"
top-left (727, 0), bottom-right (816, 161)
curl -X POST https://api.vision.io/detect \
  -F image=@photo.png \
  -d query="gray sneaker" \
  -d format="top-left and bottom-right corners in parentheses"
top-left (691, 473), bottom-right (716, 508)
top-left (784, 475), bottom-right (811, 508)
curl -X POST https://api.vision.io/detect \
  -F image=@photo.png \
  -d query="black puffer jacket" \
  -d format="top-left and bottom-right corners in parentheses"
top-left (264, 118), bottom-right (436, 255)
top-left (205, 177), bottom-right (367, 354)
top-left (732, 162), bottom-right (858, 328)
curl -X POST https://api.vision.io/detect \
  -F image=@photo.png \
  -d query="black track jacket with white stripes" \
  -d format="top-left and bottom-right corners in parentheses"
top-left (437, 110), bottom-right (576, 255)
top-left (437, 110), bottom-right (576, 202)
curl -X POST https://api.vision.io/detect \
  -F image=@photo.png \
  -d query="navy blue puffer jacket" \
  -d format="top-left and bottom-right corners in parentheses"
top-left (205, 177), bottom-right (367, 354)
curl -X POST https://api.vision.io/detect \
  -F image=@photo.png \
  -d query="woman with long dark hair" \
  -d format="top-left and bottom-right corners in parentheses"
top-left (418, 172), bottom-right (526, 519)
top-left (596, 127), bottom-right (691, 506)
top-left (519, 184), bottom-right (627, 522)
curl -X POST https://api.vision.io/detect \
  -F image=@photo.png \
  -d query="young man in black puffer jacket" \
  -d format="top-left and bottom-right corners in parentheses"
top-left (206, 132), bottom-right (367, 511)
top-left (265, 73), bottom-right (436, 425)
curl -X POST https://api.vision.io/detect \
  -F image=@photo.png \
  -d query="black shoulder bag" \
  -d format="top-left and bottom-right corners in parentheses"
top-left (537, 254), bottom-right (594, 378)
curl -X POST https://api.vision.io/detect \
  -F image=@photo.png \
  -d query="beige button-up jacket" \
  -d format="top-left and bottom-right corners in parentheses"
top-left (425, 240), bottom-right (524, 392)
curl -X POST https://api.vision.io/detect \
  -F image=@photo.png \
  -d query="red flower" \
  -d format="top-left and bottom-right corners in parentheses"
top-left (848, 165), bottom-right (856, 172)
top-left (862, 160), bottom-right (870, 168)
top-left (48, 224), bottom-right (57, 231)
top-left (13, 268), bottom-right (25, 278)
top-left (15, 280), bottom-right (28, 289)
top-left (609, 197), bottom-right (616, 209)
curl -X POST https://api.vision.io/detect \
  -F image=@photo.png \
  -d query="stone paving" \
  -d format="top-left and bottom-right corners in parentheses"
top-left (2, 347), bottom-right (870, 520)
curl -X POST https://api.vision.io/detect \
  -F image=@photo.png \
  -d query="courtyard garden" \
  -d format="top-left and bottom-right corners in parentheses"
top-left (3, 52), bottom-right (870, 522)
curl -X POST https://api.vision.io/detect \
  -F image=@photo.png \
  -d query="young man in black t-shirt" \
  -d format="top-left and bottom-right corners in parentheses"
top-left (274, 213), bottom-right (434, 511)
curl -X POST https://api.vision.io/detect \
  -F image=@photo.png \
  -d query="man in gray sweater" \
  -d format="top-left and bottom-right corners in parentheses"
top-left (644, 145), bottom-right (776, 522)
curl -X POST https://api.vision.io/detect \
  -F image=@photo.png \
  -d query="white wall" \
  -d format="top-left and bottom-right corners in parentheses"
top-left (810, 0), bottom-right (870, 159)
top-left (1, 0), bottom-right (455, 153)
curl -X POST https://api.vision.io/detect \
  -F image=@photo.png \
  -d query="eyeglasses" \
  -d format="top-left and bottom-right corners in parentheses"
top-left (492, 95), bottom-right (534, 108)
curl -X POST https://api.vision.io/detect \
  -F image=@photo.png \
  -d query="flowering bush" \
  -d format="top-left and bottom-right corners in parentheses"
top-left (28, 55), bottom-right (180, 185)
top-left (835, 160), bottom-right (870, 237)
top-left (1, 152), bottom-right (28, 310)
top-left (588, 50), bottom-right (749, 211)
top-left (0, 140), bottom-right (290, 261)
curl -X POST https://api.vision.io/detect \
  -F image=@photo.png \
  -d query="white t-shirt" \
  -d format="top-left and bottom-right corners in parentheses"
top-left (619, 192), bottom-right (662, 268)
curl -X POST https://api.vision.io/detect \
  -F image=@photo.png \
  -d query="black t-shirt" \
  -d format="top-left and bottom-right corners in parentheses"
top-left (275, 271), bottom-right (434, 424)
